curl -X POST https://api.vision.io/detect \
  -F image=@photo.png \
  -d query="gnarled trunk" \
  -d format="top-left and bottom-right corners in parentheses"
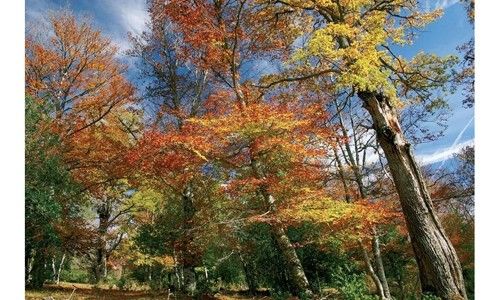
top-left (359, 91), bottom-right (467, 299)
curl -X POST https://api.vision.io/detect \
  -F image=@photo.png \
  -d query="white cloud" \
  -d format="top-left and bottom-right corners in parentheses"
top-left (107, 0), bottom-right (147, 34)
top-left (426, 0), bottom-right (461, 11)
top-left (418, 139), bottom-right (474, 165)
top-left (99, 0), bottom-right (148, 53)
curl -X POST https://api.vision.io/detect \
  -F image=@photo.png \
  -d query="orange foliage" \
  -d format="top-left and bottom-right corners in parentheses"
top-left (25, 11), bottom-right (138, 195)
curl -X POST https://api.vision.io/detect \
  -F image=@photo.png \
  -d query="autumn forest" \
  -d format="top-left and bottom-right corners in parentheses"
top-left (25, 0), bottom-right (475, 299)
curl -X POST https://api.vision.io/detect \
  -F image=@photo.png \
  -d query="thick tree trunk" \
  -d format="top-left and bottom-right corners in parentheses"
top-left (359, 91), bottom-right (467, 299)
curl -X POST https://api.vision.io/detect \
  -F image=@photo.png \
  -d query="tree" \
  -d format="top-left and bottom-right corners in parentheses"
top-left (144, 0), bottom-right (318, 295)
top-left (456, 0), bottom-right (474, 108)
top-left (25, 96), bottom-right (83, 288)
top-left (255, 1), bottom-right (467, 298)
top-left (26, 11), bottom-right (140, 284)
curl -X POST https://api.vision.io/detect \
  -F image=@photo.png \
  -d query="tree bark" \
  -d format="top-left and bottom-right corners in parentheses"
top-left (182, 265), bottom-right (197, 295)
top-left (95, 204), bottom-right (110, 283)
top-left (271, 224), bottom-right (313, 297)
top-left (333, 145), bottom-right (352, 203)
top-left (359, 91), bottom-right (467, 299)
top-left (51, 257), bottom-right (57, 282)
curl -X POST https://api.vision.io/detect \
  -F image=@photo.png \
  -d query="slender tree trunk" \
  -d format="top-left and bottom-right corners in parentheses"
top-left (180, 186), bottom-right (197, 296)
top-left (372, 229), bottom-right (391, 299)
top-left (333, 98), bottom-right (366, 199)
top-left (360, 240), bottom-right (389, 300)
top-left (173, 249), bottom-right (182, 291)
top-left (182, 265), bottom-right (196, 295)
top-left (333, 146), bottom-right (352, 203)
top-left (336, 138), bottom-right (392, 299)
top-left (51, 257), bottom-right (57, 282)
top-left (359, 91), bottom-right (467, 299)
top-left (26, 248), bottom-right (35, 286)
top-left (95, 206), bottom-right (110, 283)
top-left (56, 253), bottom-right (65, 284)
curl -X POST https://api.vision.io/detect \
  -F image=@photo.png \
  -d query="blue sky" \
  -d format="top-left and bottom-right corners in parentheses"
top-left (25, 0), bottom-right (474, 165)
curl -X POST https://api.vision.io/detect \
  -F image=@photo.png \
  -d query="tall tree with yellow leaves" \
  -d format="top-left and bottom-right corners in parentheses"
top-left (254, 1), bottom-right (467, 298)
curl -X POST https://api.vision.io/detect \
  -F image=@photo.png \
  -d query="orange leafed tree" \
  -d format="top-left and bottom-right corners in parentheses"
top-left (26, 11), bottom-right (138, 194)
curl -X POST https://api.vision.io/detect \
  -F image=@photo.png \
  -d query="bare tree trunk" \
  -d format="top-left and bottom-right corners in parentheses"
top-left (182, 265), bottom-right (196, 296)
top-left (26, 249), bottom-right (35, 286)
top-left (372, 229), bottom-right (391, 300)
top-left (56, 253), bottom-right (65, 284)
top-left (95, 204), bottom-right (110, 283)
top-left (173, 249), bottom-right (182, 291)
top-left (359, 91), bottom-right (467, 299)
top-left (333, 98), bottom-right (366, 199)
top-left (334, 143), bottom-right (392, 299)
top-left (51, 257), bottom-right (57, 282)
top-left (333, 145), bottom-right (352, 203)
top-left (360, 240), bottom-right (389, 300)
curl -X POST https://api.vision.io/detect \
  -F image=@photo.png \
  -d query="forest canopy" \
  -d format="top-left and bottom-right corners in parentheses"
top-left (25, 1), bottom-right (474, 299)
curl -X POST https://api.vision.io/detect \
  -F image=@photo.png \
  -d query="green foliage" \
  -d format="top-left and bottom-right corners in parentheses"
top-left (332, 271), bottom-right (376, 300)
top-left (421, 292), bottom-right (442, 300)
top-left (25, 96), bottom-right (81, 288)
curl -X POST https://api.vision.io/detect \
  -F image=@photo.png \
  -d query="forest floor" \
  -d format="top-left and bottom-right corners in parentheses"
top-left (25, 282), bottom-right (277, 300)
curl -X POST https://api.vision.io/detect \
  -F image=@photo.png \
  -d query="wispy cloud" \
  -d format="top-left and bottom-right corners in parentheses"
top-left (26, 0), bottom-right (149, 54)
top-left (104, 0), bottom-right (148, 35)
top-left (94, 0), bottom-right (148, 56)
top-left (418, 139), bottom-right (474, 165)
top-left (425, 0), bottom-right (461, 11)
top-left (100, 0), bottom-right (148, 52)
top-left (418, 115), bottom-right (474, 166)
